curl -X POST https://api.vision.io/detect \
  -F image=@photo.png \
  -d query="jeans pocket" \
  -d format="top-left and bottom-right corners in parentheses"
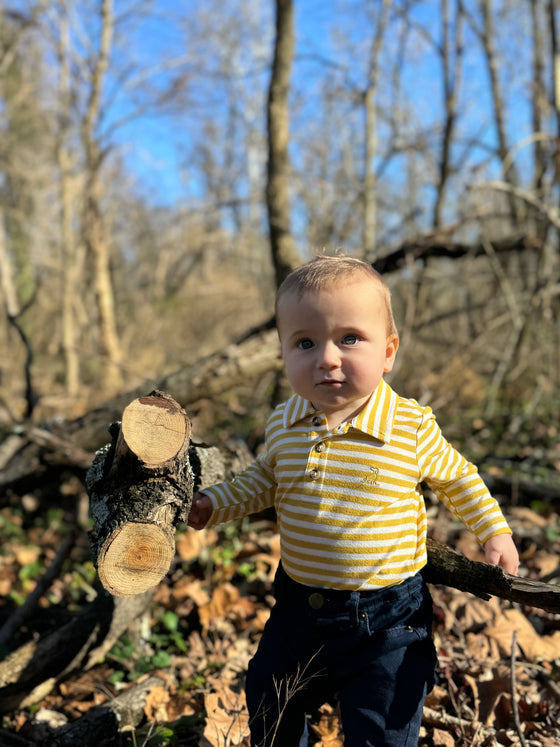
top-left (379, 619), bottom-right (429, 648)
top-left (360, 575), bottom-right (433, 637)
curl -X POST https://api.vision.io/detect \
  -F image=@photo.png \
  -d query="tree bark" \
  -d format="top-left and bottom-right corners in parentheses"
top-left (424, 538), bottom-right (560, 614)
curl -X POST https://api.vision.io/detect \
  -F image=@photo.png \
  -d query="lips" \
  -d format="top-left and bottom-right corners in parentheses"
top-left (317, 379), bottom-right (344, 387)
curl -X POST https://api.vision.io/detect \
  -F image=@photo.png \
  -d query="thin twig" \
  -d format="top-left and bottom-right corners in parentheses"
top-left (510, 630), bottom-right (527, 747)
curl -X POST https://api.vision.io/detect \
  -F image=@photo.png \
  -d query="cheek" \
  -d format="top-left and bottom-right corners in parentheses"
top-left (348, 356), bottom-right (380, 384)
top-left (285, 356), bottom-right (311, 386)
top-left (283, 354), bottom-right (302, 378)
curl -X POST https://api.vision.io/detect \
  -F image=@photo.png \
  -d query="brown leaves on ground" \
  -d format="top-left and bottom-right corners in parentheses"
top-left (1, 502), bottom-right (560, 746)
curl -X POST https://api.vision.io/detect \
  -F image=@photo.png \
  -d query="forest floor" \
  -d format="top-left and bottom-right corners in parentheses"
top-left (1, 488), bottom-right (560, 746)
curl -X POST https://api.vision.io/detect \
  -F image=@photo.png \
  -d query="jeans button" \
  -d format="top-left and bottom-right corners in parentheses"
top-left (308, 592), bottom-right (324, 609)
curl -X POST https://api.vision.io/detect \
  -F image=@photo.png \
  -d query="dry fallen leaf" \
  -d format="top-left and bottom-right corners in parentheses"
top-left (177, 528), bottom-right (219, 561)
top-left (144, 684), bottom-right (170, 722)
top-left (202, 685), bottom-right (249, 747)
top-left (198, 582), bottom-right (259, 633)
top-left (432, 727), bottom-right (456, 746)
top-left (485, 608), bottom-right (560, 662)
top-left (310, 702), bottom-right (344, 746)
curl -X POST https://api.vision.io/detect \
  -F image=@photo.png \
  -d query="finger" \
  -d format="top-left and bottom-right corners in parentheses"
top-left (485, 549), bottom-right (501, 566)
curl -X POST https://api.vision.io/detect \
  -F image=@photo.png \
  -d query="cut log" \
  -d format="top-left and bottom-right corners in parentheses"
top-left (87, 391), bottom-right (194, 597)
top-left (87, 390), bottom-right (254, 597)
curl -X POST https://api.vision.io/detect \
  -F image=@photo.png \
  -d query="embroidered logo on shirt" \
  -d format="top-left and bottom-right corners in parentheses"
top-left (363, 467), bottom-right (379, 486)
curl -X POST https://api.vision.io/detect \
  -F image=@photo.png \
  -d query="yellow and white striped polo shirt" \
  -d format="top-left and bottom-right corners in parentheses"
top-left (203, 379), bottom-right (511, 590)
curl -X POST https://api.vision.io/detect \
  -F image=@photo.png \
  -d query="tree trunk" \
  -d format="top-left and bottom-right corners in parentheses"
top-left (363, 0), bottom-right (391, 258)
top-left (56, 3), bottom-right (81, 398)
top-left (81, 0), bottom-right (122, 390)
top-left (266, 0), bottom-right (300, 287)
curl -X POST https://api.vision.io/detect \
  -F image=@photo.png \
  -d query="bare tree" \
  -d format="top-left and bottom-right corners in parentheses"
top-left (363, 0), bottom-right (392, 257)
top-left (54, 0), bottom-right (81, 397)
top-left (80, 0), bottom-right (123, 390)
top-left (432, 0), bottom-right (464, 228)
top-left (466, 0), bottom-right (522, 226)
top-left (0, 2), bottom-right (49, 417)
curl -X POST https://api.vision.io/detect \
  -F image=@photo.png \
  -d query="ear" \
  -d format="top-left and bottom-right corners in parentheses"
top-left (384, 334), bottom-right (399, 372)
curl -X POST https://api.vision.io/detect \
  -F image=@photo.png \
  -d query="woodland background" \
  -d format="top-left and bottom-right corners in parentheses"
top-left (1, 0), bottom-right (560, 745)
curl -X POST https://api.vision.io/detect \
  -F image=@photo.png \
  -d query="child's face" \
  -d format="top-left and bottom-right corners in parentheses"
top-left (277, 276), bottom-right (399, 427)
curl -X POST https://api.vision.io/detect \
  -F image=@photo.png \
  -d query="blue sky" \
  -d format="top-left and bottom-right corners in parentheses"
top-left (99, 0), bottom-right (539, 228)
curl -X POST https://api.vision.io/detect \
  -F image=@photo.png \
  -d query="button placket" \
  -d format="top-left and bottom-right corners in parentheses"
top-left (307, 437), bottom-right (327, 480)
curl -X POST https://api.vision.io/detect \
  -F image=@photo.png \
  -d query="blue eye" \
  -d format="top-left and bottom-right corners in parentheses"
top-left (298, 338), bottom-right (314, 350)
top-left (342, 334), bottom-right (359, 345)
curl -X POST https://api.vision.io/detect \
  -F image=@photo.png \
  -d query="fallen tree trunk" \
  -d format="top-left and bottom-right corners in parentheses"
top-left (0, 529), bottom-right (77, 649)
top-left (87, 391), bottom-right (560, 613)
top-left (0, 328), bottom-right (282, 492)
top-left (2, 671), bottom-right (177, 747)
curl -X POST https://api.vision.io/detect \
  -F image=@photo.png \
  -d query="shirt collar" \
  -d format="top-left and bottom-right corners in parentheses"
top-left (282, 379), bottom-right (397, 443)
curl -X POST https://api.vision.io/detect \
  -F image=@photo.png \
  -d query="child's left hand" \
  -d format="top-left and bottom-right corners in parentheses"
top-left (484, 533), bottom-right (519, 575)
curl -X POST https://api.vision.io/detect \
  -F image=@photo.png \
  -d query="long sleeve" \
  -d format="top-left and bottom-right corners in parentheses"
top-left (202, 450), bottom-right (277, 526)
top-left (416, 409), bottom-right (511, 544)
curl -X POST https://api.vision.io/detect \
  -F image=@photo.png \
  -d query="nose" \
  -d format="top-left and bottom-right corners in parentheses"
top-left (317, 341), bottom-right (341, 369)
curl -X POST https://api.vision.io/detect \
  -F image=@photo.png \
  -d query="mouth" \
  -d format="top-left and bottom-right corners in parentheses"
top-left (316, 379), bottom-right (344, 388)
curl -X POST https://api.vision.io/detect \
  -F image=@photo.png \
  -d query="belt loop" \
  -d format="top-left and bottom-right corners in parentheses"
top-left (351, 590), bottom-right (361, 623)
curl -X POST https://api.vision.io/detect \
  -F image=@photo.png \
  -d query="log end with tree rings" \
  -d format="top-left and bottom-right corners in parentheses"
top-left (97, 522), bottom-right (175, 597)
top-left (121, 393), bottom-right (191, 467)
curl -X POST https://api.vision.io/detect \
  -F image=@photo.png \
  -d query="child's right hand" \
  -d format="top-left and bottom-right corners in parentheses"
top-left (187, 491), bottom-right (213, 530)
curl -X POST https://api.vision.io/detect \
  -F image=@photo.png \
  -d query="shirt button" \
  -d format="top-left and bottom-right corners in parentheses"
top-left (315, 443), bottom-right (325, 453)
top-left (312, 416), bottom-right (322, 426)
top-left (309, 469), bottom-right (319, 480)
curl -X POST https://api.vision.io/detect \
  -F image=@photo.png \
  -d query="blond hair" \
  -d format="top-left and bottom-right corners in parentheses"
top-left (276, 256), bottom-right (398, 336)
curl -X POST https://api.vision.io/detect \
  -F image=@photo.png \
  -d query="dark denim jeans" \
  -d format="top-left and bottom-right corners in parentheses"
top-left (246, 563), bottom-right (437, 747)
